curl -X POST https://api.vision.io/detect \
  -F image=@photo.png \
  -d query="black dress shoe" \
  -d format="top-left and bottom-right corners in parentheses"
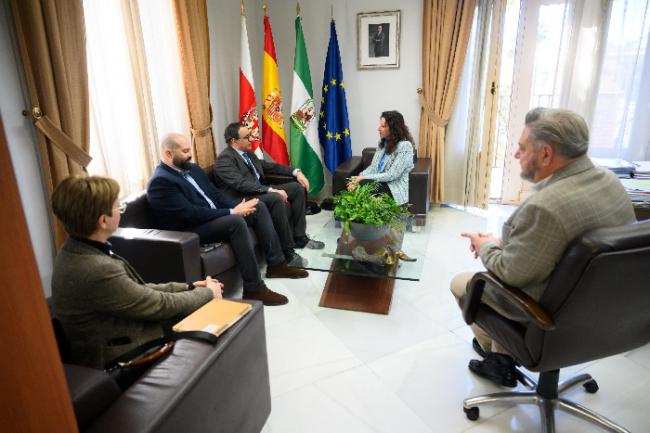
top-left (472, 338), bottom-right (488, 358)
top-left (285, 249), bottom-right (307, 267)
top-left (295, 236), bottom-right (325, 249)
top-left (468, 353), bottom-right (518, 387)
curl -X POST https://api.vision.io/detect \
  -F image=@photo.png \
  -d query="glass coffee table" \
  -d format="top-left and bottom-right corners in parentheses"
top-left (288, 219), bottom-right (426, 314)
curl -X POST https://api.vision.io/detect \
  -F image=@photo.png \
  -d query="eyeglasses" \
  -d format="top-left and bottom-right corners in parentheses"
top-left (113, 202), bottom-right (127, 214)
top-left (239, 134), bottom-right (251, 141)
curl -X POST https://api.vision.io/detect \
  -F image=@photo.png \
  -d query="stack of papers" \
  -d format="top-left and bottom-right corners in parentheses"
top-left (632, 161), bottom-right (650, 179)
top-left (620, 178), bottom-right (650, 208)
top-left (591, 157), bottom-right (636, 178)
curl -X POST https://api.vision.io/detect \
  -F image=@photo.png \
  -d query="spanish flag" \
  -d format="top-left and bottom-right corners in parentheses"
top-left (262, 14), bottom-right (289, 164)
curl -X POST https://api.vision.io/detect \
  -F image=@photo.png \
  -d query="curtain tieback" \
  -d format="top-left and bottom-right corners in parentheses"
top-left (191, 125), bottom-right (213, 139)
top-left (417, 89), bottom-right (447, 128)
top-left (26, 106), bottom-right (93, 168)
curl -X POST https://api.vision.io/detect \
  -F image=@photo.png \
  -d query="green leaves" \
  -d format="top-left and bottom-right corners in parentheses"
top-left (333, 182), bottom-right (409, 227)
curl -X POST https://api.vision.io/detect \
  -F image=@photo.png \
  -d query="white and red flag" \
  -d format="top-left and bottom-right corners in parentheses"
top-left (239, 3), bottom-right (262, 158)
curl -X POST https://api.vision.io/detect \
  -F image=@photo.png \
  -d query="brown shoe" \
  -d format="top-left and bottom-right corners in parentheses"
top-left (266, 261), bottom-right (308, 279)
top-left (243, 283), bottom-right (288, 306)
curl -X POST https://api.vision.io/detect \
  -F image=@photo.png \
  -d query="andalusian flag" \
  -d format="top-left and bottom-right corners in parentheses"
top-left (239, 4), bottom-right (262, 158)
top-left (262, 14), bottom-right (289, 164)
top-left (290, 13), bottom-right (324, 195)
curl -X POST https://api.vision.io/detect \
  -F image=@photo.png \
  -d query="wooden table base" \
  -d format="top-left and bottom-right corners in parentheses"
top-left (319, 271), bottom-right (395, 315)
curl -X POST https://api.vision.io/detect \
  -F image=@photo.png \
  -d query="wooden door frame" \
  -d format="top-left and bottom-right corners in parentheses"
top-left (0, 114), bottom-right (78, 432)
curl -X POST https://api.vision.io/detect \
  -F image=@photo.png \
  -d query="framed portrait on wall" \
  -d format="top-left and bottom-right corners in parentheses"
top-left (357, 10), bottom-right (401, 69)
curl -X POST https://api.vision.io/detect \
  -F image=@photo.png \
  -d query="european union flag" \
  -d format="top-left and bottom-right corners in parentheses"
top-left (319, 20), bottom-right (352, 173)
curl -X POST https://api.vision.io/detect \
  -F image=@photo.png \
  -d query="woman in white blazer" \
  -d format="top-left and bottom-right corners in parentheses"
top-left (348, 110), bottom-right (415, 205)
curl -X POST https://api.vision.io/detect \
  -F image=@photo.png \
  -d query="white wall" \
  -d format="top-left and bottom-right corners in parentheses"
top-left (208, 0), bottom-right (422, 158)
top-left (0, 2), bottom-right (55, 296)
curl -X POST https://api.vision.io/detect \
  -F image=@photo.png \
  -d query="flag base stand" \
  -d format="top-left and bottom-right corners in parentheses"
top-left (306, 200), bottom-right (323, 215)
top-left (319, 198), bottom-right (335, 212)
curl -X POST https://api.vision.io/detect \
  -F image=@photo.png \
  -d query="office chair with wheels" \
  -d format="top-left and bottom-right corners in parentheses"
top-left (460, 220), bottom-right (650, 433)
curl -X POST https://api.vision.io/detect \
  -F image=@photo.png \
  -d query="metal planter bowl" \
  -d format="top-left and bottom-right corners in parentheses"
top-left (349, 221), bottom-right (390, 241)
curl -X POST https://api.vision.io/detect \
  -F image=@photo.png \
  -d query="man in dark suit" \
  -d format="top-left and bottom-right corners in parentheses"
top-left (213, 122), bottom-right (324, 262)
top-left (371, 24), bottom-right (388, 57)
top-left (147, 133), bottom-right (308, 307)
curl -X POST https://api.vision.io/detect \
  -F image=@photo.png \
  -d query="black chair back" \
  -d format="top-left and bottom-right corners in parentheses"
top-left (526, 221), bottom-right (650, 370)
top-left (361, 148), bottom-right (375, 168)
top-left (119, 192), bottom-right (156, 229)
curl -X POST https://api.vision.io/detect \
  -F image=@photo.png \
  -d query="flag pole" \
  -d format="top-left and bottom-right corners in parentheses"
top-left (264, 0), bottom-right (267, 16)
top-left (296, 1), bottom-right (300, 16)
top-left (331, 4), bottom-right (334, 21)
top-left (241, 0), bottom-right (244, 15)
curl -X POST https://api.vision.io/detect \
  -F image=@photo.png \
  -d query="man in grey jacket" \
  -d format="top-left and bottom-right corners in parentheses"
top-left (51, 176), bottom-right (222, 369)
top-left (213, 122), bottom-right (324, 262)
top-left (451, 108), bottom-right (635, 387)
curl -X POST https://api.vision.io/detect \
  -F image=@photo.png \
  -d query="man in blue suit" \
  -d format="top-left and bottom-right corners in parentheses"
top-left (147, 133), bottom-right (307, 306)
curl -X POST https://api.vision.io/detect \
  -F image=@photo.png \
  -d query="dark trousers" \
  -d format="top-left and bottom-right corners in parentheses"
top-left (189, 202), bottom-right (284, 291)
top-left (256, 181), bottom-right (307, 251)
top-left (359, 179), bottom-right (393, 199)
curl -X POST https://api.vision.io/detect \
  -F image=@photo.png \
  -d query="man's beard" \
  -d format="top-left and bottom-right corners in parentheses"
top-left (519, 157), bottom-right (539, 182)
top-left (173, 156), bottom-right (192, 171)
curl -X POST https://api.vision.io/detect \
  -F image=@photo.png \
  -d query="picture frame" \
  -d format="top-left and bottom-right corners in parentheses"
top-left (357, 10), bottom-right (401, 69)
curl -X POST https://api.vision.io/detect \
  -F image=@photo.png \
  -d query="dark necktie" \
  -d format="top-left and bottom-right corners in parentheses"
top-left (242, 153), bottom-right (261, 184)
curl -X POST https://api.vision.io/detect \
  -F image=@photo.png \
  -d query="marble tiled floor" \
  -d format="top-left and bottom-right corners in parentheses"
top-left (260, 206), bottom-right (650, 433)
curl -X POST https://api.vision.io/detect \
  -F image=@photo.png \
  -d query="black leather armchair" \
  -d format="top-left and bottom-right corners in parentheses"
top-left (333, 147), bottom-right (431, 225)
top-left (460, 221), bottom-right (650, 432)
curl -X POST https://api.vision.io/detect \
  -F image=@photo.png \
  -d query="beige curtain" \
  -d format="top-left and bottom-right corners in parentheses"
top-left (10, 0), bottom-right (90, 248)
top-left (172, 0), bottom-right (216, 167)
top-left (419, 0), bottom-right (476, 203)
top-left (463, 0), bottom-right (503, 208)
top-left (121, 0), bottom-right (160, 175)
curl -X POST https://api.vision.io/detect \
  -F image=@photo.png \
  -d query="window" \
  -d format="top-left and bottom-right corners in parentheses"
top-left (590, 0), bottom-right (650, 160)
top-left (493, 0), bottom-right (649, 203)
top-left (84, 0), bottom-right (190, 197)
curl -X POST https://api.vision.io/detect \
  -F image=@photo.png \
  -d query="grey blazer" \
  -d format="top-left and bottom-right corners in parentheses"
top-left (52, 238), bottom-right (213, 369)
top-left (360, 140), bottom-right (414, 205)
top-left (478, 156), bottom-right (635, 318)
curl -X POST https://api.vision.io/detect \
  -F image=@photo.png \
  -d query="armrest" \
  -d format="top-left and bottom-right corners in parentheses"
top-left (64, 364), bottom-right (121, 430)
top-left (333, 156), bottom-right (363, 195)
top-left (110, 228), bottom-right (202, 283)
top-left (408, 157), bottom-right (431, 216)
top-left (462, 271), bottom-right (555, 331)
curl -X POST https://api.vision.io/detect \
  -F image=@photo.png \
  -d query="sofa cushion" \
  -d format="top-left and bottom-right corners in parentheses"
top-left (200, 243), bottom-right (236, 276)
top-left (200, 228), bottom-right (258, 277)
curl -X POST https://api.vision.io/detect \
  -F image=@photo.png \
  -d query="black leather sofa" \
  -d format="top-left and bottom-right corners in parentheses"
top-left (332, 147), bottom-right (431, 225)
top-left (63, 301), bottom-right (271, 433)
top-left (110, 165), bottom-right (294, 292)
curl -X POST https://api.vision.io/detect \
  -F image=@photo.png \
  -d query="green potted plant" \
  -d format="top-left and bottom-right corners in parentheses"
top-left (333, 182), bottom-right (410, 241)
